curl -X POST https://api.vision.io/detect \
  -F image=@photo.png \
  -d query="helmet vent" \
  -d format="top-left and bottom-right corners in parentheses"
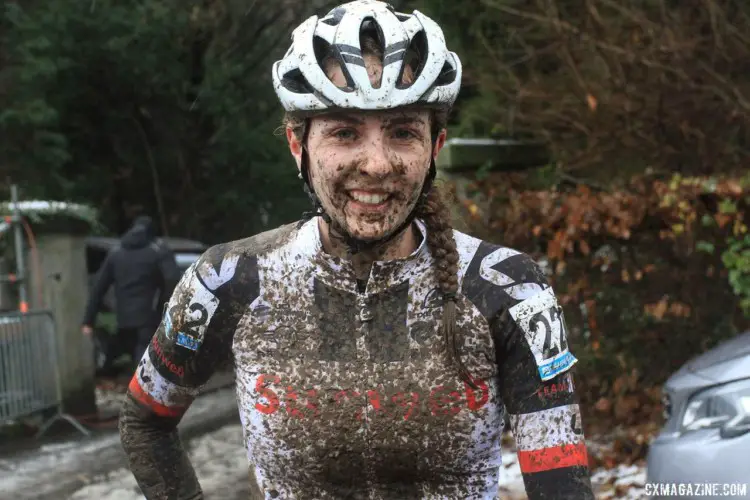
top-left (321, 7), bottom-right (346, 26)
top-left (396, 30), bottom-right (428, 89)
top-left (280, 68), bottom-right (314, 94)
top-left (434, 59), bottom-right (457, 86)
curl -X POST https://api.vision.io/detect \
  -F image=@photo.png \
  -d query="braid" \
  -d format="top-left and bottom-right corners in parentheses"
top-left (417, 186), bottom-right (478, 389)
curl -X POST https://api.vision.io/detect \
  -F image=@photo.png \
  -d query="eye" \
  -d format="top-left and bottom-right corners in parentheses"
top-left (332, 128), bottom-right (357, 140)
top-left (392, 128), bottom-right (419, 140)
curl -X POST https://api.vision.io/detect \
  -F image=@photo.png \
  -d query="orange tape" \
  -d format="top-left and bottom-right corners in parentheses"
top-left (517, 441), bottom-right (589, 474)
top-left (127, 376), bottom-right (187, 419)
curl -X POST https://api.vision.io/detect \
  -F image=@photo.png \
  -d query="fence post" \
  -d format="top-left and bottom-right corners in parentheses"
top-left (28, 216), bottom-right (97, 417)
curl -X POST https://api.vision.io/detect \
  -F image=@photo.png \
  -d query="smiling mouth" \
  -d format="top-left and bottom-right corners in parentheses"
top-left (347, 190), bottom-right (392, 206)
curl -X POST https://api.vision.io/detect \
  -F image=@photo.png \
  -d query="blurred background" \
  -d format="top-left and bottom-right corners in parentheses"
top-left (1, 1), bottom-right (749, 499)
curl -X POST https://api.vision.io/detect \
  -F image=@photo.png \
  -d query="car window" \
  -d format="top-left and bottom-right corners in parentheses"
top-left (175, 252), bottom-right (202, 272)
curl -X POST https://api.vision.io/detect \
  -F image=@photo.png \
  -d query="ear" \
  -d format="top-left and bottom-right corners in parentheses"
top-left (286, 126), bottom-right (304, 171)
top-left (433, 128), bottom-right (448, 159)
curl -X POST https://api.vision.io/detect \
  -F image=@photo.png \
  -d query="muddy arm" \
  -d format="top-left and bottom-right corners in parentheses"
top-left (119, 396), bottom-right (203, 499)
top-left (494, 285), bottom-right (595, 499)
top-left (119, 241), bottom-right (253, 499)
top-left (118, 257), bottom-right (215, 500)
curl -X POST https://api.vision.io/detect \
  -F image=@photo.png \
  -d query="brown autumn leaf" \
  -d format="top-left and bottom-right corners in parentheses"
top-left (595, 397), bottom-right (612, 413)
top-left (547, 231), bottom-right (565, 260)
top-left (579, 239), bottom-right (591, 255)
top-left (612, 377), bottom-right (626, 395)
top-left (614, 395), bottom-right (642, 422)
top-left (669, 302), bottom-right (691, 318)
top-left (586, 93), bottom-right (598, 111)
top-left (724, 180), bottom-right (743, 196)
top-left (555, 260), bottom-right (567, 275)
top-left (645, 297), bottom-right (669, 320)
top-left (645, 387), bottom-right (663, 402)
top-left (715, 213), bottom-right (732, 228)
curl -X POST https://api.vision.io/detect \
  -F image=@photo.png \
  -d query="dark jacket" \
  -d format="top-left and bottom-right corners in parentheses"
top-left (82, 218), bottom-right (181, 329)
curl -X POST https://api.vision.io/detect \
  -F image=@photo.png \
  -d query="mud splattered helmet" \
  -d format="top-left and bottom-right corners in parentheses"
top-left (272, 0), bottom-right (462, 113)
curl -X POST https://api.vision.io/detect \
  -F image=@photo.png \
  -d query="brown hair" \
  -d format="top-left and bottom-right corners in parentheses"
top-left (283, 27), bottom-right (475, 388)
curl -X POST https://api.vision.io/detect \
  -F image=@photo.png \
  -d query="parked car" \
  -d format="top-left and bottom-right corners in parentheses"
top-left (646, 331), bottom-right (750, 499)
top-left (85, 236), bottom-right (207, 374)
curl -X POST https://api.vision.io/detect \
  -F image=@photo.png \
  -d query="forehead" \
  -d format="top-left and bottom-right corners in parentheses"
top-left (312, 109), bottom-right (431, 126)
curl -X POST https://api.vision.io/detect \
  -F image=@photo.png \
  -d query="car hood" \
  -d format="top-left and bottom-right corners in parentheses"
top-left (681, 331), bottom-right (750, 383)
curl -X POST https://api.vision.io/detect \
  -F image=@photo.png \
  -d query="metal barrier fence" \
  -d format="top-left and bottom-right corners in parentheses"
top-left (0, 310), bottom-right (89, 437)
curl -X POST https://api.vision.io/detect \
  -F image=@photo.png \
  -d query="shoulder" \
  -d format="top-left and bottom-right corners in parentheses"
top-left (191, 222), bottom-right (300, 294)
top-left (161, 223), bottom-right (300, 355)
top-left (452, 228), bottom-right (549, 296)
top-left (201, 221), bottom-right (299, 263)
top-left (452, 228), bottom-right (550, 318)
top-left (452, 230), bottom-right (577, 380)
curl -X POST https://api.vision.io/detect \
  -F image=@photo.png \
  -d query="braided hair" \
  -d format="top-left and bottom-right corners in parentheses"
top-left (416, 187), bottom-right (476, 388)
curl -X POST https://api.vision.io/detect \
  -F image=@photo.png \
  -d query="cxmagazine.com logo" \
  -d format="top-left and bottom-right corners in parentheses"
top-left (645, 482), bottom-right (748, 497)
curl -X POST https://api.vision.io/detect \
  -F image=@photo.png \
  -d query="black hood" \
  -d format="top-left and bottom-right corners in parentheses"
top-left (121, 216), bottom-right (156, 249)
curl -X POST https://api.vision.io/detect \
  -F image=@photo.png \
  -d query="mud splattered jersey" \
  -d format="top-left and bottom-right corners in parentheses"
top-left (119, 218), bottom-right (594, 500)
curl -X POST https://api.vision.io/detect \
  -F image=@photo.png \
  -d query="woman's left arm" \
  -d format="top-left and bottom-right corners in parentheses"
top-left (493, 266), bottom-right (595, 499)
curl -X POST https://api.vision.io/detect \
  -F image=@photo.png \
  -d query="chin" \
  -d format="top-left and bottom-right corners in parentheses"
top-left (341, 217), bottom-right (400, 242)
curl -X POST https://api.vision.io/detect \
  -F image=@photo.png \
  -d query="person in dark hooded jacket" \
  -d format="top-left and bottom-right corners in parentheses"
top-left (81, 215), bottom-right (180, 364)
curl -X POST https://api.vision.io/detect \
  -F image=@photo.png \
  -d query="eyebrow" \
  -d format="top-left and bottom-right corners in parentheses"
top-left (322, 113), bottom-right (365, 125)
top-left (383, 115), bottom-right (427, 127)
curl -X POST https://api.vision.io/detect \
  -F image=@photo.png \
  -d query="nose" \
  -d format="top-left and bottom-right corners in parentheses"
top-left (356, 136), bottom-right (392, 179)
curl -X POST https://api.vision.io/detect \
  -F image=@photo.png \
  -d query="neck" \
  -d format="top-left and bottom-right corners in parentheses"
top-left (317, 218), bottom-right (421, 280)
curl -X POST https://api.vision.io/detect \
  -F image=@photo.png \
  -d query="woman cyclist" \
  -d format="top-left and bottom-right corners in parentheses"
top-left (119, 1), bottom-right (595, 498)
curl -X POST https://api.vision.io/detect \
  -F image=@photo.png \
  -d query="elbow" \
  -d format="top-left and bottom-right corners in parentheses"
top-left (118, 397), bottom-right (146, 456)
top-left (118, 396), bottom-right (176, 456)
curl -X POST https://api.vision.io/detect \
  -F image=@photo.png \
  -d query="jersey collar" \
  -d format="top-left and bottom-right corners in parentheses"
top-left (295, 216), bottom-right (431, 295)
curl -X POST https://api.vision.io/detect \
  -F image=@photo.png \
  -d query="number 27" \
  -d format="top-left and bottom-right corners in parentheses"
top-left (530, 306), bottom-right (568, 359)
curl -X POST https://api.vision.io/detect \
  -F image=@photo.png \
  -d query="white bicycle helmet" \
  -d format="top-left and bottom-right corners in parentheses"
top-left (272, 0), bottom-right (462, 113)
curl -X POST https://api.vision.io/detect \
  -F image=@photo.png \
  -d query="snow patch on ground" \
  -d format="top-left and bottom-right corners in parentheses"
top-left (69, 424), bottom-right (248, 500)
top-left (498, 450), bottom-right (527, 499)
top-left (0, 387), bottom-right (238, 497)
top-left (593, 463), bottom-right (648, 499)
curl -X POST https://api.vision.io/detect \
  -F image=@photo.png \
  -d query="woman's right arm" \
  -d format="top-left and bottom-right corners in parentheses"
top-left (119, 245), bottom-right (250, 499)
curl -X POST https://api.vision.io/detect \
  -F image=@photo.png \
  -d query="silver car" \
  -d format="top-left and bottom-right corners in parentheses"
top-left (646, 331), bottom-right (750, 499)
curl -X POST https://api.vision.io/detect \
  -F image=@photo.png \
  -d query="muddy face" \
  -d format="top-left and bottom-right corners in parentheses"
top-left (304, 110), bottom-right (432, 242)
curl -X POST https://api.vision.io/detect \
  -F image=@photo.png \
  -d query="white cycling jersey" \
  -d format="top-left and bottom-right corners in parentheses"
top-left (121, 218), bottom-right (592, 499)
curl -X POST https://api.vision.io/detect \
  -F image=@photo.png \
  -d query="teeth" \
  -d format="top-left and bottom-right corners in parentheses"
top-left (350, 192), bottom-right (388, 204)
